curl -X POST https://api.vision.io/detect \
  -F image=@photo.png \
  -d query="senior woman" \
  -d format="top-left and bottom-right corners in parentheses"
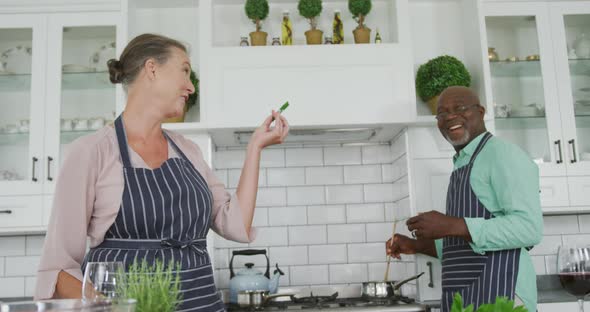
top-left (35, 33), bottom-right (289, 311)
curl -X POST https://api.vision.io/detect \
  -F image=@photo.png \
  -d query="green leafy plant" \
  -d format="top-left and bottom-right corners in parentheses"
top-left (450, 292), bottom-right (528, 312)
top-left (187, 69), bottom-right (199, 111)
top-left (298, 0), bottom-right (323, 30)
top-left (348, 0), bottom-right (372, 30)
top-left (415, 55), bottom-right (471, 102)
top-left (245, 0), bottom-right (270, 32)
top-left (116, 259), bottom-right (182, 312)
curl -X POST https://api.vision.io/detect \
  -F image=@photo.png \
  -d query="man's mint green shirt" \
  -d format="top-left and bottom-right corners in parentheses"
top-left (434, 133), bottom-right (543, 312)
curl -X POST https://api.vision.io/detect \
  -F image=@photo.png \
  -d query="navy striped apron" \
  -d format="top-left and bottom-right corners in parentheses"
top-left (82, 116), bottom-right (225, 312)
top-left (441, 132), bottom-right (520, 312)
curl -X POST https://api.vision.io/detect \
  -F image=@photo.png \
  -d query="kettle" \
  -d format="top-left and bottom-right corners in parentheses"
top-left (228, 249), bottom-right (284, 304)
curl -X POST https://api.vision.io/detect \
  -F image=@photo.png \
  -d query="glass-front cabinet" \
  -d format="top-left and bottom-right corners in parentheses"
top-left (0, 10), bottom-right (123, 232)
top-left (550, 3), bottom-right (590, 177)
top-left (484, 3), bottom-right (565, 177)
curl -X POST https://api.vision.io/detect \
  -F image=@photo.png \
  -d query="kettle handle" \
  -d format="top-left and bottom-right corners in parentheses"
top-left (230, 249), bottom-right (270, 279)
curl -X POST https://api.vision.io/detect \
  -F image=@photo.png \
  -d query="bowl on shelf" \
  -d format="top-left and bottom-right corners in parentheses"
top-left (1, 45), bottom-right (32, 74)
top-left (510, 106), bottom-right (540, 117)
top-left (63, 64), bottom-right (96, 73)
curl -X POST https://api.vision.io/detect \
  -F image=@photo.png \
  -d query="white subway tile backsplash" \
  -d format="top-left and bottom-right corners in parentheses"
top-left (287, 186), bottom-right (325, 205)
top-left (5, 256), bottom-right (39, 277)
top-left (362, 145), bottom-right (392, 164)
top-left (268, 206), bottom-right (307, 226)
top-left (25, 236), bottom-right (44, 256)
top-left (396, 197), bottom-right (412, 220)
top-left (24, 276), bottom-right (36, 297)
top-left (531, 256), bottom-right (546, 275)
top-left (286, 148), bottom-right (323, 167)
top-left (364, 184), bottom-right (394, 203)
top-left (228, 169), bottom-right (266, 188)
top-left (253, 208), bottom-right (269, 226)
top-left (306, 167), bottom-right (343, 185)
top-left (289, 226), bottom-right (327, 245)
top-left (0, 237), bottom-right (25, 257)
top-left (261, 149), bottom-right (285, 168)
top-left (346, 204), bottom-right (385, 223)
top-left (0, 277), bottom-right (25, 297)
top-left (368, 262), bottom-right (406, 281)
top-left (326, 185), bottom-right (363, 204)
top-left (328, 224), bottom-right (365, 243)
top-left (381, 164), bottom-right (395, 183)
top-left (329, 264), bottom-right (367, 283)
top-left (366, 223), bottom-right (396, 243)
top-left (309, 245), bottom-right (347, 264)
top-left (543, 216), bottom-right (580, 235)
top-left (324, 147), bottom-right (361, 166)
top-left (267, 168), bottom-right (305, 186)
top-left (214, 249), bottom-right (230, 269)
top-left (215, 150), bottom-right (246, 169)
top-left (530, 236), bottom-right (563, 256)
top-left (256, 188), bottom-right (287, 207)
top-left (384, 202), bottom-right (397, 222)
top-left (213, 233), bottom-right (249, 249)
top-left (215, 269), bottom-right (230, 289)
top-left (307, 205), bottom-right (346, 225)
top-left (290, 265), bottom-right (329, 285)
top-left (269, 246), bottom-right (308, 266)
top-left (250, 227), bottom-right (288, 247)
top-left (348, 243), bottom-right (387, 263)
top-left (344, 165), bottom-right (382, 184)
top-left (562, 234), bottom-right (590, 247)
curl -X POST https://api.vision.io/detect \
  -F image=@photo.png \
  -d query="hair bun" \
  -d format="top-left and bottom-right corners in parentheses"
top-left (107, 59), bottom-right (124, 84)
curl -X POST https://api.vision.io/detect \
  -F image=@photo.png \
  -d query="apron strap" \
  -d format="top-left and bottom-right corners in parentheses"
top-left (114, 115), bottom-right (133, 168)
top-left (468, 132), bottom-right (493, 166)
top-left (163, 131), bottom-right (192, 164)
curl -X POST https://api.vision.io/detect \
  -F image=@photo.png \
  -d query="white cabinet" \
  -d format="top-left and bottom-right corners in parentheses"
top-left (482, 1), bottom-right (590, 179)
top-left (537, 301), bottom-right (590, 312)
top-left (0, 3), bottom-right (124, 233)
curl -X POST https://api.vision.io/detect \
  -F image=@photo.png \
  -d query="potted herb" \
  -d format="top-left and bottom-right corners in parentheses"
top-left (298, 0), bottom-right (323, 45)
top-left (116, 259), bottom-right (182, 312)
top-left (245, 0), bottom-right (270, 46)
top-left (165, 69), bottom-right (199, 123)
top-left (415, 55), bottom-right (471, 115)
top-left (348, 0), bottom-right (372, 44)
top-left (450, 293), bottom-right (528, 312)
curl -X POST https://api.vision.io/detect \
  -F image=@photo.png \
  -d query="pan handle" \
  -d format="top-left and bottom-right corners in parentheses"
top-left (392, 272), bottom-right (424, 290)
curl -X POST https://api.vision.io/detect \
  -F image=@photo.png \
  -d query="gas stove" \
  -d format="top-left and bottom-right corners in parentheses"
top-left (226, 292), bottom-right (429, 312)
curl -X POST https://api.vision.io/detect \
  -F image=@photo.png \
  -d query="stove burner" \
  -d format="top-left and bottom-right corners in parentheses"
top-left (290, 292), bottom-right (339, 309)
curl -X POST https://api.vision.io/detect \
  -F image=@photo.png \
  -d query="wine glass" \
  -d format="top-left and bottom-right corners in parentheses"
top-left (557, 245), bottom-right (590, 312)
top-left (82, 261), bottom-right (125, 301)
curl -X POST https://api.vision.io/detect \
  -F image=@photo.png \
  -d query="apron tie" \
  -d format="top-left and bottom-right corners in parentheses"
top-left (161, 238), bottom-right (207, 255)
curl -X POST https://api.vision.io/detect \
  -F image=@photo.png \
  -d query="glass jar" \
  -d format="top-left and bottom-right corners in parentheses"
top-left (240, 37), bottom-right (249, 47)
top-left (324, 36), bottom-right (333, 44)
top-left (272, 37), bottom-right (281, 46)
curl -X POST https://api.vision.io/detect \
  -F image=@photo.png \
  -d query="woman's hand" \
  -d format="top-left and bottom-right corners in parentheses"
top-left (249, 110), bottom-right (289, 151)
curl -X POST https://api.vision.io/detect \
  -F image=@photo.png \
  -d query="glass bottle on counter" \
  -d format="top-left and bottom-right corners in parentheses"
top-left (374, 28), bottom-right (382, 44)
top-left (272, 37), bottom-right (281, 46)
top-left (324, 36), bottom-right (333, 44)
top-left (240, 36), bottom-right (249, 46)
top-left (281, 11), bottom-right (293, 46)
top-left (333, 10), bottom-right (344, 44)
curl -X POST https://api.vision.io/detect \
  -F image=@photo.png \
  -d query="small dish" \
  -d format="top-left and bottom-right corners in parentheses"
top-left (505, 56), bottom-right (519, 62)
top-left (510, 106), bottom-right (539, 117)
top-left (63, 64), bottom-right (96, 73)
top-left (526, 54), bottom-right (540, 61)
top-left (1, 45), bottom-right (32, 74)
top-left (90, 41), bottom-right (116, 72)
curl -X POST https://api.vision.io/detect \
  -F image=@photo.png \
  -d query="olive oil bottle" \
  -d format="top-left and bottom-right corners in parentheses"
top-left (333, 10), bottom-right (344, 44)
top-left (281, 11), bottom-right (293, 46)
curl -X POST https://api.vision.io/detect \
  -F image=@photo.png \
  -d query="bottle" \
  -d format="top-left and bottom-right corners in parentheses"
top-left (281, 11), bottom-right (293, 46)
top-left (333, 10), bottom-right (344, 44)
top-left (324, 36), bottom-right (333, 44)
top-left (374, 29), bottom-right (382, 44)
top-left (240, 36), bottom-right (249, 47)
top-left (272, 37), bottom-right (281, 46)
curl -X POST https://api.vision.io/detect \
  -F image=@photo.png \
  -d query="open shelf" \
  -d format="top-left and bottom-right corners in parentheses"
top-left (489, 60), bottom-right (542, 78)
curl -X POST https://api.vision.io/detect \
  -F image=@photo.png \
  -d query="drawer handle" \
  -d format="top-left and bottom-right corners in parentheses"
top-left (427, 261), bottom-right (434, 288)
top-left (47, 156), bottom-right (54, 181)
top-left (0, 210), bottom-right (12, 214)
top-left (32, 157), bottom-right (38, 182)
top-left (568, 139), bottom-right (577, 164)
top-left (554, 140), bottom-right (563, 164)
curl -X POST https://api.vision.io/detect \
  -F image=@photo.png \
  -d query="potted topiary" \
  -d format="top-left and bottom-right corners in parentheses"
top-left (298, 0), bottom-right (323, 45)
top-left (348, 0), bottom-right (372, 44)
top-left (245, 0), bottom-right (270, 46)
top-left (165, 69), bottom-right (199, 123)
top-left (415, 55), bottom-right (471, 115)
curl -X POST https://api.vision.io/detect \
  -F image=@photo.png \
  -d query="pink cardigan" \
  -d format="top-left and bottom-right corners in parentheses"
top-left (35, 126), bottom-right (255, 300)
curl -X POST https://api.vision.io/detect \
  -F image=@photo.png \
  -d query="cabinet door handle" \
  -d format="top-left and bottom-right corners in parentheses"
top-left (0, 210), bottom-right (12, 214)
top-left (554, 140), bottom-right (563, 164)
top-left (47, 156), bottom-right (54, 181)
top-left (32, 157), bottom-right (38, 182)
top-left (427, 261), bottom-right (434, 288)
top-left (568, 139), bottom-right (577, 163)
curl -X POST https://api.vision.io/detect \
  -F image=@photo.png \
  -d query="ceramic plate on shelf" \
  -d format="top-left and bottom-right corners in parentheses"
top-left (62, 64), bottom-right (95, 73)
top-left (510, 106), bottom-right (541, 117)
top-left (1, 45), bottom-right (32, 74)
top-left (90, 42), bottom-right (116, 72)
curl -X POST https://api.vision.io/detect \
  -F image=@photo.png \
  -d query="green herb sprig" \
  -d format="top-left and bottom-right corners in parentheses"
top-left (450, 293), bottom-right (528, 312)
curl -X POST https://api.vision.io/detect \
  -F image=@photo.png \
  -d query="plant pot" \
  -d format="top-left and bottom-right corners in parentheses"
top-left (164, 105), bottom-right (188, 123)
top-left (304, 29), bottom-right (323, 45)
top-left (353, 27), bottom-right (371, 44)
top-left (250, 31), bottom-right (268, 46)
top-left (427, 95), bottom-right (440, 115)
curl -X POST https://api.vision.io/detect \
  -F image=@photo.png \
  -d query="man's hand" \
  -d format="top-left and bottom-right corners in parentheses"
top-left (406, 211), bottom-right (471, 241)
top-left (386, 234), bottom-right (417, 259)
